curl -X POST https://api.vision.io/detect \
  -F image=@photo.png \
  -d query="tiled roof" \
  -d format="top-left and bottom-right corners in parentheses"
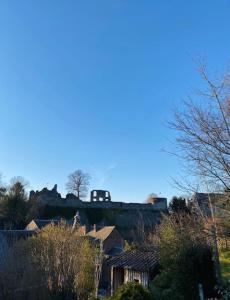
top-left (0, 230), bottom-right (36, 246)
top-left (107, 251), bottom-right (158, 271)
top-left (86, 226), bottom-right (115, 241)
top-left (32, 219), bottom-right (61, 229)
top-left (0, 230), bottom-right (36, 237)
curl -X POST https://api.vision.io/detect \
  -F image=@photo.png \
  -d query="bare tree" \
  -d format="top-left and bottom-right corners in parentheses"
top-left (10, 177), bottom-right (29, 190)
top-left (170, 63), bottom-right (230, 192)
top-left (169, 62), bottom-right (230, 285)
top-left (66, 170), bottom-right (91, 199)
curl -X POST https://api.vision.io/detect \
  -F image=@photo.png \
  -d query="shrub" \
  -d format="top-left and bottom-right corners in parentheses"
top-left (150, 214), bottom-right (217, 300)
top-left (112, 282), bottom-right (152, 300)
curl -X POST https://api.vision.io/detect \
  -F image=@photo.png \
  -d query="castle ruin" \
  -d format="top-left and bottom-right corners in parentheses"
top-left (29, 185), bottom-right (167, 211)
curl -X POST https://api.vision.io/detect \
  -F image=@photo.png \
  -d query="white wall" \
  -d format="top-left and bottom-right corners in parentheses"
top-left (124, 268), bottom-right (149, 286)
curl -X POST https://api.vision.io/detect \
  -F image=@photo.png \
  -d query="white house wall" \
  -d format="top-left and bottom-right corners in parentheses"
top-left (124, 268), bottom-right (149, 286)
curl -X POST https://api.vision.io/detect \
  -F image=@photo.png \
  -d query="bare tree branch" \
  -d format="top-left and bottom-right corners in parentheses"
top-left (66, 170), bottom-right (91, 199)
top-left (169, 63), bottom-right (230, 192)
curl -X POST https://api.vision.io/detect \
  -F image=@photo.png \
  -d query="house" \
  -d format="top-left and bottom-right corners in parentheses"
top-left (26, 218), bottom-right (124, 256)
top-left (0, 230), bottom-right (36, 268)
top-left (192, 192), bottom-right (230, 218)
top-left (83, 225), bottom-right (124, 254)
top-left (78, 224), bottom-right (124, 290)
top-left (26, 216), bottom-right (124, 287)
top-left (26, 216), bottom-right (124, 251)
top-left (25, 217), bottom-right (62, 231)
top-left (107, 250), bottom-right (159, 296)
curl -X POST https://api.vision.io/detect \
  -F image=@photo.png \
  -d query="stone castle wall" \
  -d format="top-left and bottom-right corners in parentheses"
top-left (30, 185), bottom-right (167, 211)
top-left (30, 185), bottom-right (167, 241)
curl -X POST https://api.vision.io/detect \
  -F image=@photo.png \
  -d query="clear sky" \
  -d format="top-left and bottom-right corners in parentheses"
top-left (0, 1), bottom-right (230, 202)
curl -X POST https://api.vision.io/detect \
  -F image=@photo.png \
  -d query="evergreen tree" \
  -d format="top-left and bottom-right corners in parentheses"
top-left (0, 180), bottom-right (27, 229)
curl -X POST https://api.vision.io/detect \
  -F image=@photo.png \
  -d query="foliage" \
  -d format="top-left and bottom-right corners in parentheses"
top-left (111, 282), bottom-right (152, 300)
top-left (168, 196), bottom-right (190, 214)
top-left (220, 250), bottom-right (230, 282)
top-left (31, 222), bottom-right (96, 299)
top-left (149, 271), bottom-right (183, 300)
top-left (0, 176), bottom-right (46, 229)
top-left (218, 284), bottom-right (230, 299)
top-left (0, 179), bottom-right (6, 198)
top-left (84, 207), bottom-right (106, 224)
top-left (26, 195), bottom-right (44, 221)
top-left (124, 240), bottom-right (139, 251)
top-left (0, 222), bottom-right (97, 300)
top-left (42, 205), bottom-right (123, 226)
top-left (150, 214), bottom-right (217, 300)
top-left (0, 180), bottom-right (28, 229)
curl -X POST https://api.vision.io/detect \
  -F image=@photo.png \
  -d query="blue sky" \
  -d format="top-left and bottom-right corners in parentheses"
top-left (0, 1), bottom-right (230, 202)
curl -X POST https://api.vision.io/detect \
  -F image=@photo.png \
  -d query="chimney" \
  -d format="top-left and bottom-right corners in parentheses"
top-left (93, 224), bottom-right (97, 233)
top-left (79, 225), bottom-right (89, 235)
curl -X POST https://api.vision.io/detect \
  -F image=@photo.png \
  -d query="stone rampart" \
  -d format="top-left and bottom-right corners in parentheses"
top-left (30, 185), bottom-right (167, 211)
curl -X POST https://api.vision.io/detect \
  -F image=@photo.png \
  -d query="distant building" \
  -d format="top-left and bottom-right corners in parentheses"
top-left (107, 250), bottom-right (159, 296)
top-left (25, 217), bottom-right (62, 231)
top-left (192, 192), bottom-right (229, 217)
top-left (80, 224), bottom-right (124, 290)
top-left (27, 185), bottom-right (167, 241)
top-left (29, 185), bottom-right (167, 211)
top-left (83, 225), bottom-right (124, 254)
top-left (91, 190), bottom-right (111, 202)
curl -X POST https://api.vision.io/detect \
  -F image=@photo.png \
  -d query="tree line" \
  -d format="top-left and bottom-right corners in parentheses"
top-left (0, 169), bottom-right (91, 229)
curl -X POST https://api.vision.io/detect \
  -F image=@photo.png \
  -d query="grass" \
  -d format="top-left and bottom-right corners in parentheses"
top-left (220, 249), bottom-right (230, 282)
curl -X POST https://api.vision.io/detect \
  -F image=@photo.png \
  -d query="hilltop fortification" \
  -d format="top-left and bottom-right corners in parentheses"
top-left (29, 185), bottom-right (167, 211)
top-left (29, 185), bottom-right (167, 240)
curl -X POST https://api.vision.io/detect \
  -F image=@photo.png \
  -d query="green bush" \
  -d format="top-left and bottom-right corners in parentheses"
top-left (112, 282), bottom-right (152, 300)
top-left (150, 214), bottom-right (218, 300)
